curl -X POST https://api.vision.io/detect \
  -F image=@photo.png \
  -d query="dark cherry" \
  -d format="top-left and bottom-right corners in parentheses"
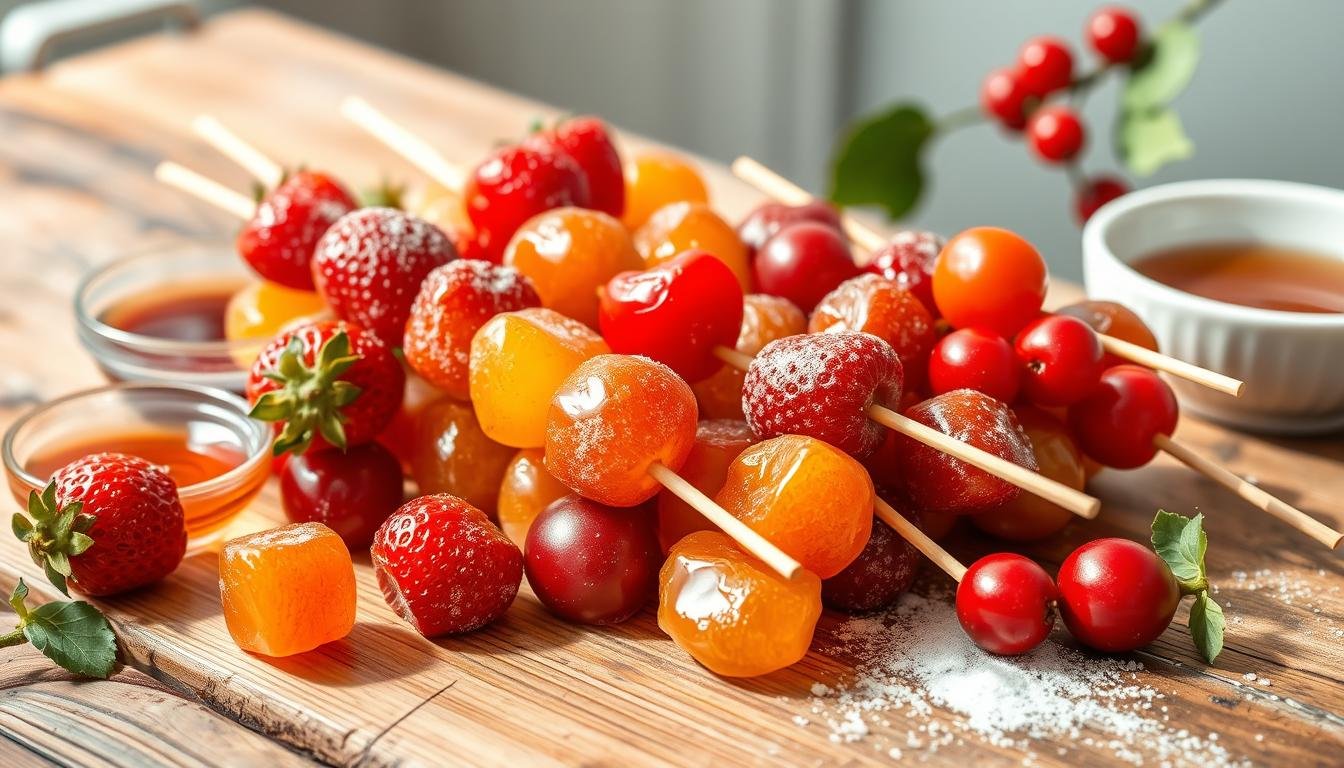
top-left (736, 201), bottom-right (843, 259)
top-left (823, 512), bottom-right (922, 613)
top-left (753, 222), bottom-right (860, 312)
top-left (1056, 538), bottom-right (1180, 653)
top-left (279, 442), bottom-right (405, 548)
top-left (956, 552), bottom-right (1057, 655)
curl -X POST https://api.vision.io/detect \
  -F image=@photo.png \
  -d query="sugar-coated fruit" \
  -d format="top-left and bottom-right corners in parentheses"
top-left (715, 434), bottom-right (874, 579)
top-left (736, 201), bottom-right (843, 259)
top-left (972, 407), bottom-right (1083, 542)
top-left (497, 448), bottom-right (571, 547)
top-left (658, 531), bottom-right (822, 677)
top-left (809, 273), bottom-right (936, 390)
top-left (822, 515), bottom-right (922, 613)
top-left (622, 153), bottom-right (709, 230)
top-left (691, 293), bottom-right (806, 420)
top-left (863, 229), bottom-right (945, 317)
top-left (403, 260), bottom-right (542, 399)
top-left (469, 308), bottom-right (610, 448)
top-left (371, 495), bottom-right (522, 636)
top-left (634, 202), bottom-right (752, 291)
top-left (744, 331), bottom-right (903, 459)
top-left (524, 116), bottom-right (626, 218)
top-left (933, 227), bottom-right (1048, 338)
top-left (224, 280), bottom-right (328, 356)
top-left (524, 495), bottom-right (661, 625)
top-left (237, 171), bottom-right (356, 290)
top-left (279, 442), bottom-right (404, 548)
top-left (504, 207), bottom-right (643, 327)
top-left (656, 419), bottom-right (757, 553)
top-left (1068, 365), bottom-right (1178, 469)
top-left (1056, 538), bottom-right (1180, 653)
top-left (545, 354), bottom-right (698, 507)
top-left (1055, 300), bottom-right (1157, 369)
top-left (465, 144), bottom-right (591, 263)
top-left (895, 390), bottom-right (1037, 515)
top-left (410, 398), bottom-right (516, 515)
top-left (956, 552), bottom-right (1057, 656)
top-left (598, 250), bottom-right (744, 382)
top-left (753, 222), bottom-right (860, 312)
top-left (220, 522), bottom-right (356, 657)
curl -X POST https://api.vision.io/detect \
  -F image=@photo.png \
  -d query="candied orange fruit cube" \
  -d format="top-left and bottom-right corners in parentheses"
top-left (219, 522), bottom-right (356, 657)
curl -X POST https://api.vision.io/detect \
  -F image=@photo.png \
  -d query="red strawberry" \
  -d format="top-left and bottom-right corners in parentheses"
top-left (525, 116), bottom-right (625, 218)
top-left (311, 207), bottom-right (457, 345)
top-left (464, 145), bottom-right (590, 263)
top-left (237, 171), bottom-right (357, 290)
top-left (13, 454), bottom-right (186, 596)
top-left (371, 494), bottom-right (522, 636)
top-left (247, 320), bottom-right (405, 455)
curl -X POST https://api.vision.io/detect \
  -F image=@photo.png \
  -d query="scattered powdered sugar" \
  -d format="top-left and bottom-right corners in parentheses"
top-left (800, 591), bottom-right (1251, 766)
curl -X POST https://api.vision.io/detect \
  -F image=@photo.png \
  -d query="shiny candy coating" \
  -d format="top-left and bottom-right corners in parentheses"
top-left (621, 153), bottom-right (709, 231)
top-left (691, 293), bottom-right (806, 420)
top-left (634, 202), bottom-right (752, 291)
top-left (809, 273), bottom-right (936, 390)
top-left (971, 406), bottom-right (1083, 542)
top-left (656, 419), bottom-right (757, 554)
top-left (497, 448), bottom-right (571, 547)
top-left (411, 398), bottom-right (516, 515)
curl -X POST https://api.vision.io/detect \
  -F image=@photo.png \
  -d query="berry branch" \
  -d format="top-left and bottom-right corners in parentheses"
top-left (831, 1), bottom-right (1224, 227)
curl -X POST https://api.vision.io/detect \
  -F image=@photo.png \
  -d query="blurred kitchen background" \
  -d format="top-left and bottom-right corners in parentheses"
top-left (5, 0), bottom-right (1342, 279)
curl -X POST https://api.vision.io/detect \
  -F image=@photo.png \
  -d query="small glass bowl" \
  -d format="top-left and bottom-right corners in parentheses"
top-left (75, 245), bottom-right (261, 393)
top-left (3, 383), bottom-right (272, 551)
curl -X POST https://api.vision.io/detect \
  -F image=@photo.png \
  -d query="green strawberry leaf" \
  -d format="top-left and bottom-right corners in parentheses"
top-left (1151, 510), bottom-right (1208, 593)
top-left (829, 103), bottom-right (935, 219)
top-left (24, 600), bottom-right (117, 678)
top-left (1188, 591), bottom-right (1225, 664)
top-left (43, 563), bottom-right (70, 597)
top-left (1124, 21), bottom-right (1200, 113)
top-left (1119, 108), bottom-right (1193, 177)
top-left (10, 579), bottom-right (29, 613)
top-left (12, 512), bottom-right (33, 541)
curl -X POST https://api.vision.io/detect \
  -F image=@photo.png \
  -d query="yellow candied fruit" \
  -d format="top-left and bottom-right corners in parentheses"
top-left (622, 152), bottom-right (709, 231)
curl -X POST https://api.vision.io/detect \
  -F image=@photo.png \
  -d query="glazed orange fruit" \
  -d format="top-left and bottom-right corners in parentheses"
top-left (972, 406), bottom-right (1083, 542)
top-left (633, 202), bottom-right (751, 291)
top-left (622, 152), bottom-right (709, 230)
top-left (658, 531), bottom-right (821, 677)
top-left (656, 419), bottom-right (757, 553)
top-left (470, 308), bottom-right (610, 448)
top-left (545, 354), bottom-right (697, 507)
top-left (692, 294), bottom-right (807, 420)
top-left (497, 448), bottom-right (571, 546)
top-left (411, 397), bottom-right (516, 515)
top-left (810, 273), bottom-right (937, 390)
top-left (219, 522), bottom-right (356, 657)
top-left (224, 280), bottom-right (329, 366)
top-left (504, 207), bottom-right (642, 327)
top-left (716, 434), bottom-right (874, 579)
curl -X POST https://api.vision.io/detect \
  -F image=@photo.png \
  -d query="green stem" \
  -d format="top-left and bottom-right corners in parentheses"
top-left (1179, 0), bottom-right (1224, 25)
top-left (935, 104), bottom-right (986, 133)
top-left (0, 627), bottom-right (26, 648)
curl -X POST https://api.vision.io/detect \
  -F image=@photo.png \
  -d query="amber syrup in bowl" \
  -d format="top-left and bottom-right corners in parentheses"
top-left (3, 383), bottom-right (271, 550)
top-left (1132, 241), bottom-right (1344, 315)
top-left (76, 246), bottom-right (264, 393)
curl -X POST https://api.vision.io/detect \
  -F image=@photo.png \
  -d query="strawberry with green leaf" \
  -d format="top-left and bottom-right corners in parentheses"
top-left (0, 579), bottom-right (117, 678)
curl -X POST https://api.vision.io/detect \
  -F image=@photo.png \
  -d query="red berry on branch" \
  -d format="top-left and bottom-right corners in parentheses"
top-left (1075, 176), bottom-right (1129, 223)
top-left (1087, 7), bottom-right (1142, 64)
top-left (980, 67), bottom-right (1030, 130)
top-left (1018, 36), bottom-right (1074, 97)
top-left (1027, 105), bottom-right (1086, 163)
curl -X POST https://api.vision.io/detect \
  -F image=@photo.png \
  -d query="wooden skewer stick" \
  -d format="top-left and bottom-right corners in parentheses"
top-left (340, 96), bottom-right (467, 192)
top-left (191, 115), bottom-right (286, 189)
top-left (874, 497), bottom-right (967, 582)
top-left (648, 462), bottom-right (803, 580)
top-left (154, 161), bottom-right (256, 220)
top-left (1153, 434), bottom-right (1343, 550)
top-left (729, 154), bottom-right (1247, 399)
top-left (712, 344), bottom-right (1100, 519)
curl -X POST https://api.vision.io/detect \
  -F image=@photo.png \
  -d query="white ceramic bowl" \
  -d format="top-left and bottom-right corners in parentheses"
top-left (1082, 179), bottom-right (1344, 435)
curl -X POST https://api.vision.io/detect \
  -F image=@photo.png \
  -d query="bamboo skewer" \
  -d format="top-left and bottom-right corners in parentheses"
top-left (340, 96), bottom-right (466, 192)
top-left (191, 115), bottom-right (286, 189)
top-left (154, 161), bottom-right (256, 220)
top-left (874, 497), bottom-right (967, 582)
top-left (729, 155), bottom-right (1247, 399)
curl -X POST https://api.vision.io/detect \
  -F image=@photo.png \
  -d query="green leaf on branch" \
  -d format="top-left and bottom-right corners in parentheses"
top-left (1151, 510), bottom-right (1208, 593)
top-left (1189, 591), bottom-right (1226, 664)
top-left (1119, 108), bottom-right (1193, 177)
top-left (1124, 21), bottom-right (1200, 112)
top-left (22, 600), bottom-right (117, 679)
top-left (829, 103), bottom-right (934, 219)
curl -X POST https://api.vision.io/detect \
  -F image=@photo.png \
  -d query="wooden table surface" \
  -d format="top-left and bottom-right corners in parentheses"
top-left (0, 10), bottom-right (1341, 767)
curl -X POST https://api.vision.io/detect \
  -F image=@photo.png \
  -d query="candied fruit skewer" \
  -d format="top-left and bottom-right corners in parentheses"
top-left (340, 96), bottom-right (467, 192)
top-left (730, 155), bottom-right (1245, 398)
top-left (154, 161), bottom-right (257, 220)
top-left (191, 115), bottom-right (286, 189)
top-left (872, 497), bottom-right (966, 582)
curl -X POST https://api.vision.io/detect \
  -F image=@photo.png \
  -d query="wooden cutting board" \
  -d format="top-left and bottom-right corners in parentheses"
top-left (0, 10), bottom-right (1341, 767)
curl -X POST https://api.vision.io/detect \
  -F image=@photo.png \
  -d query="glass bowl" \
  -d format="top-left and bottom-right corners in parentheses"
top-left (75, 244), bottom-right (261, 393)
top-left (3, 382), bottom-right (272, 550)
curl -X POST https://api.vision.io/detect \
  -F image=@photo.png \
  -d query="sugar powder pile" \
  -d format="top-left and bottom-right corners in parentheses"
top-left (802, 591), bottom-right (1250, 765)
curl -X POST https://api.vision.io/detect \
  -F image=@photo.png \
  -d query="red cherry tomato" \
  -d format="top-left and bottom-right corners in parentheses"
top-left (1014, 315), bottom-right (1105, 407)
top-left (1018, 36), bottom-right (1074, 97)
top-left (1056, 538), bottom-right (1180, 652)
top-left (279, 443), bottom-right (405, 548)
top-left (1027, 105), bottom-right (1086, 164)
top-left (1068, 365), bottom-right (1178, 469)
top-left (599, 250), bottom-right (744, 382)
top-left (464, 145), bottom-right (591, 262)
top-left (956, 553), bottom-right (1058, 655)
top-left (933, 227), bottom-right (1048, 337)
top-left (753, 222), bottom-right (860, 312)
top-left (980, 67), bottom-right (1030, 130)
top-left (928, 327), bottom-right (1021, 403)
top-left (1087, 7), bottom-right (1142, 64)
top-left (1074, 176), bottom-right (1130, 224)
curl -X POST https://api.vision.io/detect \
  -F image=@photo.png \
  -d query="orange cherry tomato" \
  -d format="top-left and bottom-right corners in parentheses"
top-left (932, 227), bottom-right (1048, 338)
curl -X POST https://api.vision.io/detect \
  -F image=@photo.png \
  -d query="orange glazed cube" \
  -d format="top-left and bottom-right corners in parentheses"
top-left (219, 522), bottom-right (356, 657)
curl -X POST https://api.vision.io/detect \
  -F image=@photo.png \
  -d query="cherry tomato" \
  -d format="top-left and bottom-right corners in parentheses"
top-left (972, 407), bottom-right (1083, 542)
top-left (598, 250), bottom-right (745, 382)
top-left (933, 227), bottom-right (1048, 337)
top-left (1014, 315), bottom-right (1105, 407)
top-left (754, 222), bottom-right (860, 312)
top-left (1087, 7), bottom-right (1142, 64)
top-left (929, 327), bottom-right (1021, 403)
top-left (1055, 300), bottom-right (1156, 368)
top-left (956, 552), bottom-right (1057, 655)
top-left (1018, 36), bottom-right (1074, 97)
top-left (863, 230), bottom-right (945, 317)
top-left (279, 443), bottom-right (404, 548)
top-left (1056, 538), bottom-right (1180, 652)
top-left (737, 201), bottom-right (843, 259)
top-left (1068, 365), bottom-right (1178, 469)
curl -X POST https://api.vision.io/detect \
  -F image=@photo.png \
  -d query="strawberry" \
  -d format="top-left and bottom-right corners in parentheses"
top-left (370, 494), bottom-right (522, 636)
top-left (12, 454), bottom-right (187, 596)
top-left (311, 207), bottom-right (457, 345)
top-left (237, 170), bottom-right (357, 290)
top-left (464, 145), bottom-right (590, 263)
top-left (247, 320), bottom-right (405, 455)
top-left (525, 116), bottom-right (625, 218)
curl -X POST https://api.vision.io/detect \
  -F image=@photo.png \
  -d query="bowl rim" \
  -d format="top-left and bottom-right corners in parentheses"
top-left (1083, 178), bottom-right (1344, 329)
top-left (2, 381), bottom-right (271, 500)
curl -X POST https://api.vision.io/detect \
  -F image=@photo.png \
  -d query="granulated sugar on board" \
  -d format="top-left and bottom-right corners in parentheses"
top-left (800, 591), bottom-right (1251, 766)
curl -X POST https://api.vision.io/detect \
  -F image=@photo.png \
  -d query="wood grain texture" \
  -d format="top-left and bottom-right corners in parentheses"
top-left (0, 9), bottom-right (1341, 767)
